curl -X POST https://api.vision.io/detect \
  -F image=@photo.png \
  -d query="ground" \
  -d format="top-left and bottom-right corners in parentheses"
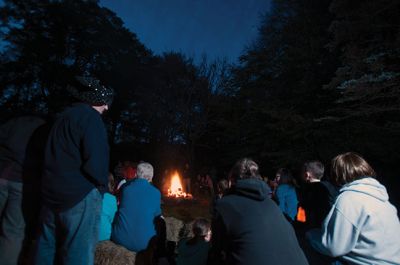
top-left (161, 193), bottom-right (212, 222)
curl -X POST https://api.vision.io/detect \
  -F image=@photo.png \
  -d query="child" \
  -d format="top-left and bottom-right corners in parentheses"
top-left (98, 173), bottom-right (118, 241)
top-left (176, 218), bottom-right (211, 265)
top-left (275, 168), bottom-right (299, 222)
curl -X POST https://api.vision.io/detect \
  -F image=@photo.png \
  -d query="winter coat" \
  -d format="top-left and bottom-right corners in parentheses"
top-left (42, 103), bottom-right (109, 210)
top-left (208, 178), bottom-right (309, 265)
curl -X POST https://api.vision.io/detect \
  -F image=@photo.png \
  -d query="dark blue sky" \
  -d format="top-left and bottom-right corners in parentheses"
top-left (100, 0), bottom-right (271, 63)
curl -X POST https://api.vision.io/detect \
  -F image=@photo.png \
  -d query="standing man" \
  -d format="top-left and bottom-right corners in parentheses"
top-left (34, 76), bottom-right (113, 265)
top-left (0, 115), bottom-right (47, 265)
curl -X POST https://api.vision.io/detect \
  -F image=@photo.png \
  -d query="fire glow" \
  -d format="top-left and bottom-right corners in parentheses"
top-left (167, 171), bottom-right (192, 199)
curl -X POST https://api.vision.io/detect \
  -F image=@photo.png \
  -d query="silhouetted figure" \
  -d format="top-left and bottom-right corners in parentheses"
top-left (210, 178), bottom-right (229, 215)
top-left (0, 115), bottom-right (47, 265)
top-left (300, 161), bottom-right (339, 229)
top-left (297, 160), bottom-right (339, 265)
top-left (176, 218), bottom-right (211, 265)
top-left (34, 76), bottom-right (113, 265)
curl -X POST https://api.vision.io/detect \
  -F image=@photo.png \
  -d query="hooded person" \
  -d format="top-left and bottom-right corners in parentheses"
top-left (34, 75), bottom-right (113, 265)
top-left (207, 158), bottom-right (309, 265)
top-left (307, 152), bottom-right (400, 265)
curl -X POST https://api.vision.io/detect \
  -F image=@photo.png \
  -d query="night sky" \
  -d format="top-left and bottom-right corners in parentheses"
top-left (100, 0), bottom-right (271, 63)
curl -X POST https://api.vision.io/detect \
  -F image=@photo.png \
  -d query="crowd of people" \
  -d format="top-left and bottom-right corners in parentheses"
top-left (0, 75), bottom-right (399, 265)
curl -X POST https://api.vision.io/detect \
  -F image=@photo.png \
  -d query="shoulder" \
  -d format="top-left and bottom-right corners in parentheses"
top-left (332, 190), bottom-right (370, 226)
top-left (277, 184), bottom-right (293, 193)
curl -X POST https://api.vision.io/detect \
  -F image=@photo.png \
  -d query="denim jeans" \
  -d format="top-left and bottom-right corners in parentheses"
top-left (34, 188), bottom-right (102, 265)
top-left (0, 179), bottom-right (25, 265)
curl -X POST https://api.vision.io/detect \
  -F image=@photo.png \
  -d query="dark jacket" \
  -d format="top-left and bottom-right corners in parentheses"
top-left (300, 181), bottom-right (339, 229)
top-left (42, 103), bottom-right (109, 211)
top-left (208, 178), bottom-right (309, 265)
top-left (0, 116), bottom-right (46, 182)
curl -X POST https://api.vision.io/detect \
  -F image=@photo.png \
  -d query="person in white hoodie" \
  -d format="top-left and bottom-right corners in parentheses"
top-left (307, 152), bottom-right (400, 265)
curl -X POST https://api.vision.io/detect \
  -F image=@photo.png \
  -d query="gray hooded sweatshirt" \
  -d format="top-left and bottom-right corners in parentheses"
top-left (308, 177), bottom-right (400, 265)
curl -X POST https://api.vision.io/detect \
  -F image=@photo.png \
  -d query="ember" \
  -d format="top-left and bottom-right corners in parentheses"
top-left (167, 171), bottom-right (193, 199)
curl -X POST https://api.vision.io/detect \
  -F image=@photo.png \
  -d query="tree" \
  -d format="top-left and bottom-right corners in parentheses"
top-left (321, 0), bottom-right (400, 165)
top-left (217, 0), bottom-right (339, 169)
top-left (0, 0), bottom-right (150, 128)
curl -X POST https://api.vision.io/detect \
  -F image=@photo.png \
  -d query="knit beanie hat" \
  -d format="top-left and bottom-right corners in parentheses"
top-left (68, 76), bottom-right (114, 106)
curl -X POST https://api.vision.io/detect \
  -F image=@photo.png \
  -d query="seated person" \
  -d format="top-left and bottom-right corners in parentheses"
top-left (208, 158), bottom-right (308, 265)
top-left (115, 163), bottom-right (137, 203)
top-left (98, 173), bottom-right (118, 241)
top-left (176, 218), bottom-right (211, 265)
top-left (275, 168), bottom-right (299, 222)
top-left (210, 178), bottom-right (229, 215)
top-left (111, 162), bottom-right (161, 252)
top-left (300, 160), bottom-right (339, 229)
top-left (307, 152), bottom-right (400, 264)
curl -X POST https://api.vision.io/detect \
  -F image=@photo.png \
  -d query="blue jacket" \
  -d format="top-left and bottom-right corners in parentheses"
top-left (112, 178), bottom-right (161, 252)
top-left (275, 184), bottom-right (298, 221)
top-left (99, 192), bottom-right (118, 241)
top-left (42, 103), bottom-right (109, 210)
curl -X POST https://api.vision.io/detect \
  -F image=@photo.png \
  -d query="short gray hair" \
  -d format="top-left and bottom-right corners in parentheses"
top-left (136, 162), bottom-right (154, 181)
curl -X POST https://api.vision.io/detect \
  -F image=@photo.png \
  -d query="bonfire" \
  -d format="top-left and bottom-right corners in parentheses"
top-left (167, 171), bottom-right (193, 199)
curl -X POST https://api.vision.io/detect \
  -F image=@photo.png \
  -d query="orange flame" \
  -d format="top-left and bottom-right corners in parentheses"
top-left (167, 171), bottom-right (192, 198)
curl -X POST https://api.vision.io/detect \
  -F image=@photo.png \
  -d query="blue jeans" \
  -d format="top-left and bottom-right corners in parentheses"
top-left (34, 188), bottom-right (102, 265)
top-left (0, 179), bottom-right (25, 265)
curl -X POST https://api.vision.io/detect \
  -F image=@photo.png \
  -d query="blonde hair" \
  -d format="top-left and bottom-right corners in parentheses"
top-left (331, 152), bottom-right (376, 186)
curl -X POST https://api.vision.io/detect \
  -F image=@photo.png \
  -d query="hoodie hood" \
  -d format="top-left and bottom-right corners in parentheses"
top-left (233, 178), bottom-right (269, 201)
top-left (340, 177), bottom-right (389, 202)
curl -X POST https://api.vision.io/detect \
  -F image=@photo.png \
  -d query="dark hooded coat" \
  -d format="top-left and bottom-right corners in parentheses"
top-left (208, 178), bottom-right (309, 265)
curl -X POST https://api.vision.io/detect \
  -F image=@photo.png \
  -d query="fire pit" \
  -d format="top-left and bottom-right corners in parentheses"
top-left (166, 171), bottom-right (193, 199)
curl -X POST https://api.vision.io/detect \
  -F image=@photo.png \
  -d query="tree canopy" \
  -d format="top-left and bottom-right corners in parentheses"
top-left (1, 0), bottom-right (399, 195)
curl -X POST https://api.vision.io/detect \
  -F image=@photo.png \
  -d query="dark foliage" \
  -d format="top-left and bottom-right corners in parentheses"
top-left (1, 0), bottom-right (399, 205)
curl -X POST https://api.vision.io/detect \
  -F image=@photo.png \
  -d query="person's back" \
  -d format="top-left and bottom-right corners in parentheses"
top-left (34, 75), bottom-right (113, 265)
top-left (275, 183), bottom-right (298, 221)
top-left (42, 103), bottom-right (109, 210)
top-left (209, 158), bottom-right (308, 265)
top-left (176, 218), bottom-right (211, 265)
top-left (99, 173), bottom-right (118, 241)
top-left (0, 116), bottom-right (46, 180)
top-left (301, 181), bottom-right (338, 229)
top-left (307, 152), bottom-right (400, 265)
top-left (112, 162), bottom-right (161, 252)
top-left (177, 239), bottom-right (210, 265)
top-left (0, 116), bottom-right (47, 265)
top-left (300, 161), bottom-right (339, 229)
